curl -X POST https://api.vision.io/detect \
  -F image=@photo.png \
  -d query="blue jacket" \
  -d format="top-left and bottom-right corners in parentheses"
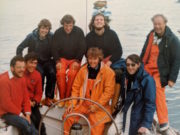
top-left (120, 65), bottom-right (156, 135)
top-left (16, 29), bottom-right (53, 62)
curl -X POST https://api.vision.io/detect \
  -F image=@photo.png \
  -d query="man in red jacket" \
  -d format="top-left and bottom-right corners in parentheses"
top-left (24, 53), bottom-right (46, 135)
top-left (0, 55), bottom-right (38, 135)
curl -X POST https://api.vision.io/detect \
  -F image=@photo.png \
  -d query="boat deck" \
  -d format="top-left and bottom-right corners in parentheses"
top-left (0, 105), bottom-right (179, 135)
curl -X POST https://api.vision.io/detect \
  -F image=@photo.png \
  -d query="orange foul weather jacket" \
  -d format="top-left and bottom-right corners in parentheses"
top-left (71, 63), bottom-right (115, 123)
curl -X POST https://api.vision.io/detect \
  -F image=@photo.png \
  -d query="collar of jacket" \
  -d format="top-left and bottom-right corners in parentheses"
top-left (163, 26), bottom-right (173, 38)
top-left (87, 62), bottom-right (101, 79)
top-left (125, 65), bottom-right (144, 91)
top-left (82, 62), bottom-right (105, 97)
top-left (92, 26), bottom-right (110, 36)
top-left (151, 26), bottom-right (172, 39)
top-left (8, 70), bottom-right (14, 79)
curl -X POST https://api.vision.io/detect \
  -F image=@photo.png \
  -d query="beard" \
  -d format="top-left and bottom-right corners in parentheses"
top-left (12, 71), bottom-right (24, 78)
top-left (94, 26), bottom-right (104, 31)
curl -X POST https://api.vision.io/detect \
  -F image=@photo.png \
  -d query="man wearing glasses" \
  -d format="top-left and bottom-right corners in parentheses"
top-left (108, 54), bottom-right (156, 135)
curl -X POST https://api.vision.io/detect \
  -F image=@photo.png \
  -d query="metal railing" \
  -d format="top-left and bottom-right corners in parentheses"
top-left (39, 97), bottom-right (119, 135)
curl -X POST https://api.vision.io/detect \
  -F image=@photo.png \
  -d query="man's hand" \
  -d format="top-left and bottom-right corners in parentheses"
top-left (66, 105), bottom-right (74, 114)
top-left (168, 80), bottom-right (175, 87)
top-left (65, 104), bottom-right (80, 114)
top-left (25, 114), bottom-right (31, 124)
top-left (72, 61), bottom-right (79, 70)
top-left (138, 127), bottom-right (148, 134)
top-left (21, 114), bottom-right (31, 124)
top-left (56, 62), bottom-right (61, 70)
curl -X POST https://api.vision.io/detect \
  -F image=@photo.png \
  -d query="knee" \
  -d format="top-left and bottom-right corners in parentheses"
top-left (25, 125), bottom-right (33, 134)
top-left (56, 71), bottom-right (66, 78)
top-left (67, 72), bottom-right (76, 79)
top-left (22, 122), bottom-right (37, 135)
top-left (68, 69), bottom-right (78, 78)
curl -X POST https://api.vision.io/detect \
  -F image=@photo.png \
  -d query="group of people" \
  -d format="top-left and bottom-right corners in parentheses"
top-left (0, 12), bottom-right (180, 135)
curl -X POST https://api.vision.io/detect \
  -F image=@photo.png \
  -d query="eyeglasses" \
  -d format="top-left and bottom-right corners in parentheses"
top-left (126, 63), bottom-right (136, 67)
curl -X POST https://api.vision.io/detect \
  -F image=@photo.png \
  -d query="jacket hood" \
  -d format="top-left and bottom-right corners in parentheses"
top-left (32, 28), bottom-right (39, 38)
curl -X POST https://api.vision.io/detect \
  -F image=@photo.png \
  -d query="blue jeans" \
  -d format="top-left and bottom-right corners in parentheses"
top-left (2, 113), bottom-right (38, 135)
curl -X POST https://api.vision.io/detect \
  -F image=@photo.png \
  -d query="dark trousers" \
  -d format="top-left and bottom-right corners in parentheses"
top-left (37, 60), bottom-right (56, 99)
top-left (31, 105), bottom-right (46, 135)
top-left (2, 113), bottom-right (38, 135)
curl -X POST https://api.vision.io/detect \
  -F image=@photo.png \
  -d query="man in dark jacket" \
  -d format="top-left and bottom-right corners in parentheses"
top-left (108, 54), bottom-right (156, 135)
top-left (140, 14), bottom-right (180, 134)
top-left (52, 14), bottom-right (86, 107)
top-left (16, 19), bottom-right (56, 106)
top-left (86, 13), bottom-right (123, 67)
top-left (86, 13), bottom-right (123, 112)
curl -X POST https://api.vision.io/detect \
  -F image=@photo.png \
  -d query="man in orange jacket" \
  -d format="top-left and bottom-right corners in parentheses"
top-left (140, 14), bottom-right (180, 134)
top-left (63, 48), bottom-right (115, 135)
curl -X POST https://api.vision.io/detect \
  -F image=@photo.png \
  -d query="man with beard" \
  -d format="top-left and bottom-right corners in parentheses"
top-left (86, 13), bottom-right (123, 113)
top-left (86, 13), bottom-right (123, 67)
top-left (0, 55), bottom-right (38, 135)
top-left (140, 14), bottom-right (180, 134)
